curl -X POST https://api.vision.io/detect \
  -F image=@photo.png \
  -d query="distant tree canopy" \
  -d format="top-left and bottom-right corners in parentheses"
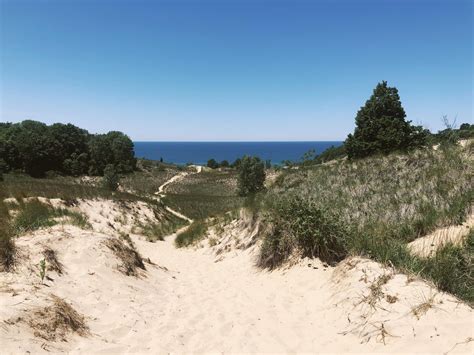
top-left (0, 120), bottom-right (136, 177)
top-left (238, 156), bottom-right (266, 196)
top-left (207, 158), bottom-right (219, 169)
top-left (345, 81), bottom-right (428, 159)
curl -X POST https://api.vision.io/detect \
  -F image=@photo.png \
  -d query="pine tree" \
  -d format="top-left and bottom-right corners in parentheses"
top-left (345, 81), bottom-right (427, 159)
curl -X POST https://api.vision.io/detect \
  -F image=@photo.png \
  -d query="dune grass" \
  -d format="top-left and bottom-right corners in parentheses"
top-left (175, 220), bottom-right (208, 247)
top-left (164, 170), bottom-right (245, 219)
top-left (12, 199), bottom-right (91, 234)
top-left (0, 173), bottom-right (147, 202)
top-left (0, 199), bottom-right (16, 272)
top-left (258, 144), bottom-right (473, 302)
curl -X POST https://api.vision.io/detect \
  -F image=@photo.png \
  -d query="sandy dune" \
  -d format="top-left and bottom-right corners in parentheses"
top-left (408, 212), bottom-right (474, 258)
top-left (1, 174), bottom-right (473, 353)
top-left (1, 219), bottom-right (473, 353)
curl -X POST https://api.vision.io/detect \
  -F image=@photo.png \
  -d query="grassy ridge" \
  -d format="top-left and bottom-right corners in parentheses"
top-left (259, 143), bottom-right (474, 302)
top-left (164, 170), bottom-right (245, 219)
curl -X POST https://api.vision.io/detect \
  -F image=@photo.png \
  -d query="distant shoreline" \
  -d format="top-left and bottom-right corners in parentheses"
top-left (133, 141), bottom-right (344, 165)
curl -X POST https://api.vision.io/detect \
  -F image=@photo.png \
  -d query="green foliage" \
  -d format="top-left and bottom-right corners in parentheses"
top-left (175, 220), bottom-right (208, 247)
top-left (220, 160), bottom-right (229, 168)
top-left (207, 158), bottom-right (219, 169)
top-left (138, 215), bottom-right (185, 242)
top-left (102, 164), bottom-right (119, 191)
top-left (0, 200), bottom-right (16, 272)
top-left (418, 230), bottom-right (473, 302)
top-left (238, 156), bottom-right (266, 196)
top-left (88, 131), bottom-right (136, 175)
top-left (38, 258), bottom-right (47, 283)
top-left (12, 199), bottom-right (92, 234)
top-left (429, 119), bottom-right (474, 146)
top-left (259, 196), bottom-right (349, 268)
top-left (261, 144), bottom-right (473, 302)
top-left (231, 158), bottom-right (241, 169)
top-left (314, 144), bottom-right (346, 164)
top-left (163, 170), bottom-right (244, 219)
top-left (345, 81), bottom-right (428, 159)
top-left (0, 120), bottom-right (135, 177)
top-left (14, 199), bottom-right (57, 233)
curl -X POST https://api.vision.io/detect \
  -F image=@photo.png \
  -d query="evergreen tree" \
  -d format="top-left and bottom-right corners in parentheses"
top-left (345, 81), bottom-right (427, 159)
top-left (238, 156), bottom-right (266, 196)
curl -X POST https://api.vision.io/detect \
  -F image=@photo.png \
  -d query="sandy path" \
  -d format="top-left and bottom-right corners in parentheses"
top-left (155, 171), bottom-right (193, 223)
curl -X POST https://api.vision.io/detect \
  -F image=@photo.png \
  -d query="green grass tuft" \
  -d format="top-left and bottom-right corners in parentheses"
top-left (175, 220), bottom-right (208, 248)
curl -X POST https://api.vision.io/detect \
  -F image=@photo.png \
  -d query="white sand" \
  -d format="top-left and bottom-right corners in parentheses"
top-left (1, 219), bottom-right (473, 353)
top-left (1, 174), bottom-right (473, 353)
top-left (408, 212), bottom-right (473, 258)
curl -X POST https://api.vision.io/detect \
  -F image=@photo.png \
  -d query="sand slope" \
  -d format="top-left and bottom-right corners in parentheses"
top-left (1, 220), bottom-right (473, 354)
top-left (1, 173), bottom-right (473, 353)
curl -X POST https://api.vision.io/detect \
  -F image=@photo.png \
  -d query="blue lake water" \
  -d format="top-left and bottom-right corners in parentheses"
top-left (134, 141), bottom-right (343, 165)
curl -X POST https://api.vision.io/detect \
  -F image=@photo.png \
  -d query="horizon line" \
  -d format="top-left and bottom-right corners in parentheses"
top-left (133, 140), bottom-right (345, 143)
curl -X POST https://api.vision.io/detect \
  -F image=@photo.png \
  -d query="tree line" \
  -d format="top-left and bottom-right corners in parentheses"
top-left (0, 120), bottom-right (136, 177)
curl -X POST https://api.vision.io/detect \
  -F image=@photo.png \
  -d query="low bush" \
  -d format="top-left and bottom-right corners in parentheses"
top-left (259, 196), bottom-right (349, 268)
top-left (175, 220), bottom-right (208, 247)
top-left (102, 164), bottom-right (119, 191)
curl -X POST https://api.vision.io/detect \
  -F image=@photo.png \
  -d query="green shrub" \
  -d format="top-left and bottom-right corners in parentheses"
top-left (102, 164), bottom-right (119, 191)
top-left (238, 156), bottom-right (266, 196)
top-left (0, 200), bottom-right (15, 272)
top-left (175, 220), bottom-right (208, 248)
top-left (259, 196), bottom-right (349, 268)
top-left (314, 144), bottom-right (346, 164)
top-left (207, 159), bottom-right (218, 169)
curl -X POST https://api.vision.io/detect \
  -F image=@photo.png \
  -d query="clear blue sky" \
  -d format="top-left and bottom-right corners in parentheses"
top-left (1, 0), bottom-right (472, 141)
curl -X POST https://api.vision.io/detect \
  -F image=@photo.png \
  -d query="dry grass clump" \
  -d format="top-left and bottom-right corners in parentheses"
top-left (411, 294), bottom-right (436, 320)
top-left (104, 237), bottom-right (146, 276)
top-left (42, 247), bottom-right (64, 275)
top-left (26, 294), bottom-right (89, 341)
top-left (363, 274), bottom-right (393, 309)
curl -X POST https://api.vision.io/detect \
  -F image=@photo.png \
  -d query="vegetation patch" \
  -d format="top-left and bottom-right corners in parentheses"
top-left (164, 169), bottom-right (244, 219)
top-left (14, 199), bottom-right (57, 233)
top-left (42, 247), bottom-right (64, 275)
top-left (138, 216), bottom-right (185, 242)
top-left (258, 196), bottom-right (349, 268)
top-left (417, 230), bottom-right (473, 303)
top-left (13, 199), bottom-right (92, 234)
top-left (0, 199), bottom-right (16, 272)
top-left (104, 237), bottom-right (146, 276)
top-left (175, 220), bottom-right (208, 248)
top-left (25, 294), bottom-right (89, 341)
